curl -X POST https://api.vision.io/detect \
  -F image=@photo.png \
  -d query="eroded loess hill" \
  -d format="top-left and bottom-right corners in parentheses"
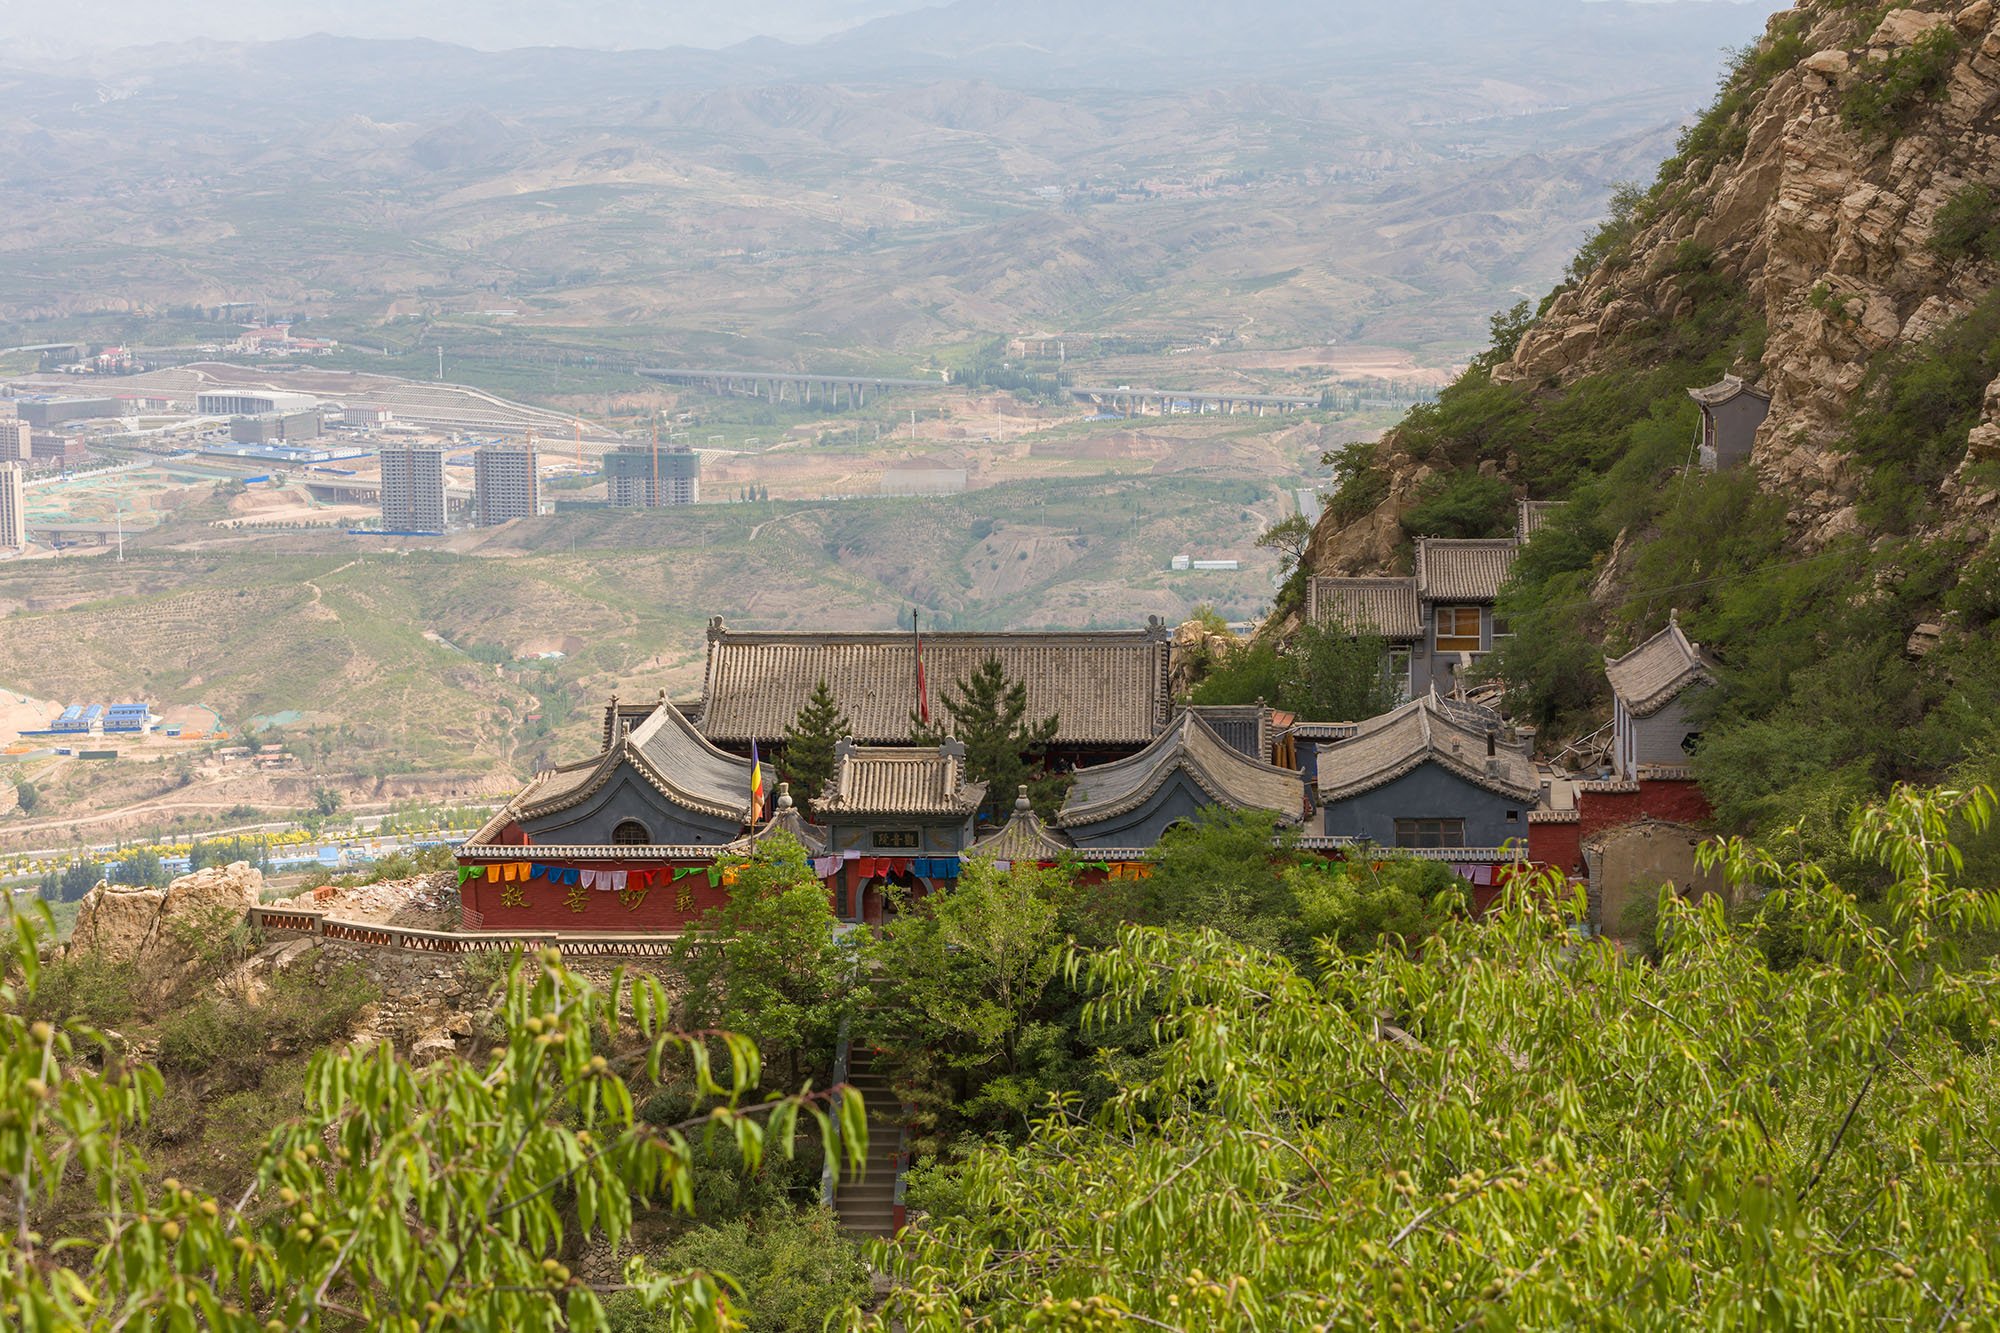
top-left (1298, 0), bottom-right (2000, 848)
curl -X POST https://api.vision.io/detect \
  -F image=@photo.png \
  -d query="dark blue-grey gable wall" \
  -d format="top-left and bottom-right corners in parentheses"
top-left (1066, 771), bottom-right (1295, 850)
top-left (519, 770), bottom-right (742, 846)
top-left (1319, 761), bottom-right (1525, 849)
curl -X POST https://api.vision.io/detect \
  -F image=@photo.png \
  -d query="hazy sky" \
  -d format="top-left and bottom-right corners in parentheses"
top-left (0, 0), bottom-right (928, 55)
top-left (2, 0), bottom-right (1770, 56)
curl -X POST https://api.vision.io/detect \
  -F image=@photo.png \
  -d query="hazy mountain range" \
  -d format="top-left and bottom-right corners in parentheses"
top-left (0, 0), bottom-right (1783, 362)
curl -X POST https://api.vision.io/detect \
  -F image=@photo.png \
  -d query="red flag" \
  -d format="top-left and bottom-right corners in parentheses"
top-left (914, 609), bottom-right (930, 726)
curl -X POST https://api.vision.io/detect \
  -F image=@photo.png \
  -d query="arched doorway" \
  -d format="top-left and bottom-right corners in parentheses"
top-left (863, 870), bottom-right (935, 928)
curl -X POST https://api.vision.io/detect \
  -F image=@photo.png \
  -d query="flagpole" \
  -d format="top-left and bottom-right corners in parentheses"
top-left (912, 607), bottom-right (926, 728)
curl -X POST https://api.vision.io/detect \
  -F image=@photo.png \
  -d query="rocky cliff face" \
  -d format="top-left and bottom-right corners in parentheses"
top-left (1305, 0), bottom-right (2000, 571)
top-left (69, 861), bottom-right (265, 1005)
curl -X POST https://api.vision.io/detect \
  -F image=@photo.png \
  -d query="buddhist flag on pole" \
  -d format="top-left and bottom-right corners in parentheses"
top-left (914, 608), bottom-right (930, 726)
top-left (750, 740), bottom-right (767, 822)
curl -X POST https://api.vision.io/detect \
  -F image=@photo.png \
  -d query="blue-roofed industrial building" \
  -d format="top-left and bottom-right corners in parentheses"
top-left (27, 702), bottom-right (159, 737)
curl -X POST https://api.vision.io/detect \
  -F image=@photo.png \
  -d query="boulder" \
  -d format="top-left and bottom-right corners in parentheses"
top-left (69, 883), bottom-right (167, 965)
top-left (150, 861), bottom-right (263, 937)
top-left (1870, 7), bottom-right (1955, 48)
top-left (1802, 48), bottom-right (1850, 80)
top-left (410, 1025), bottom-right (460, 1067)
top-left (1958, 0), bottom-right (1993, 36)
top-left (1967, 421), bottom-right (2000, 461)
top-left (68, 861), bottom-right (264, 1004)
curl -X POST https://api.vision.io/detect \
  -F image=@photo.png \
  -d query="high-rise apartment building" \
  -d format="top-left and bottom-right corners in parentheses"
top-left (473, 443), bottom-right (540, 526)
top-left (379, 446), bottom-right (447, 532)
top-left (0, 418), bottom-right (30, 463)
top-left (605, 445), bottom-right (700, 507)
top-left (0, 463), bottom-right (26, 550)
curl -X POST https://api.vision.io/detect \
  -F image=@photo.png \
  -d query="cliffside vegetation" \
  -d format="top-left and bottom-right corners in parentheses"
top-left (1305, 0), bottom-right (2000, 862)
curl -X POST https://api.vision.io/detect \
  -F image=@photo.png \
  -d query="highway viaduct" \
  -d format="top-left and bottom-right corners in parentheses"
top-left (636, 367), bottom-right (938, 408)
top-left (638, 366), bottom-right (1321, 417)
top-left (1065, 386), bottom-right (1317, 416)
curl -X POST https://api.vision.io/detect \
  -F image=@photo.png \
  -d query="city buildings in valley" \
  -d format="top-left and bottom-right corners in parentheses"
top-left (473, 442), bottom-right (540, 525)
top-left (196, 389), bottom-right (321, 417)
top-left (0, 462), bottom-right (25, 549)
top-left (229, 412), bottom-right (321, 444)
top-left (379, 445), bottom-right (447, 532)
top-left (605, 444), bottom-right (699, 507)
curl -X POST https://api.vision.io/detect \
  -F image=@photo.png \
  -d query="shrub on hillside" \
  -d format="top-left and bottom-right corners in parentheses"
top-left (1397, 469), bottom-right (1512, 539)
top-left (156, 961), bottom-right (376, 1091)
top-left (609, 1209), bottom-right (870, 1333)
top-left (1840, 27), bottom-right (1962, 141)
top-left (1928, 184), bottom-right (2000, 263)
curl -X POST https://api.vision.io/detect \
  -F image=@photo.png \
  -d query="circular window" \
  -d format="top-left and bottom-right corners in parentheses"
top-left (611, 820), bottom-right (652, 846)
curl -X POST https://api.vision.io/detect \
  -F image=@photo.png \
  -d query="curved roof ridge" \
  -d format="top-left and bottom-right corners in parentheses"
top-left (1316, 692), bottom-right (1538, 804)
top-left (1057, 710), bottom-right (1302, 827)
top-left (616, 700), bottom-right (754, 822)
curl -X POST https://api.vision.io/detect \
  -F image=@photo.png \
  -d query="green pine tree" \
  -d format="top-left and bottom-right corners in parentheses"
top-left (913, 656), bottom-right (1070, 823)
top-left (782, 679), bottom-right (851, 806)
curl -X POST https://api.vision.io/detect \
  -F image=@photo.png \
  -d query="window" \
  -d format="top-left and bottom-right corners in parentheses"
top-left (611, 820), bottom-right (651, 846)
top-left (1506, 809), bottom-right (1519, 823)
top-left (1386, 646), bottom-right (1413, 700)
top-left (872, 829), bottom-right (920, 849)
top-left (1491, 614), bottom-right (1512, 640)
top-left (1394, 818), bottom-right (1465, 849)
top-left (1435, 606), bottom-right (1482, 653)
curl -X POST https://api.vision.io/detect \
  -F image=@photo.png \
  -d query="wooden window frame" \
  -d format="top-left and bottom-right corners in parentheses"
top-left (1394, 818), bottom-right (1466, 849)
top-left (1434, 606), bottom-right (1482, 653)
top-left (1387, 645), bottom-right (1414, 699)
top-left (610, 819), bottom-right (652, 846)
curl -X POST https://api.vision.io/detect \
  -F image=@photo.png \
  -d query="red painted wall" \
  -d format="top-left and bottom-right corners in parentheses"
top-left (1577, 779), bottom-right (1712, 843)
top-left (1528, 820), bottom-right (1584, 875)
top-left (461, 863), bottom-right (732, 932)
top-left (1639, 778), bottom-right (1712, 826)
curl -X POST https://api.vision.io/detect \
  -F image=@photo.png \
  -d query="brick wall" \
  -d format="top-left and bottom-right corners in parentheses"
top-left (1528, 818), bottom-right (1583, 875)
top-left (461, 866), bottom-right (731, 932)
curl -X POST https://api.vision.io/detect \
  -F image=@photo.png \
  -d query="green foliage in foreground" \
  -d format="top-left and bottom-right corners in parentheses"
top-left (0, 923), bottom-right (865, 1332)
top-left (873, 784), bottom-right (2000, 1330)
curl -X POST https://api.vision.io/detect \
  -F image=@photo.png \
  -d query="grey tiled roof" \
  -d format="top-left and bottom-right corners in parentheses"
top-left (1184, 704), bottom-right (1272, 763)
top-left (1515, 500), bottom-right (1564, 542)
top-left (1415, 538), bottom-right (1519, 603)
top-left (966, 788), bottom-right (1076, 860)
top-left (1307, 576), bottom-right (1423, 638)
top-left (481, 699), bottom-right (754, 841)
top-left (1316, 691), bottom-right (1540, 803)
top-left (811, 740), bottom-right (986, 817)
top-left (1603, 619), bottom-right (1718, 716)
top-left (1686, 374), bottom-right (1770, 406)
top-left (1057, 710), bottom-right (1304, 827)
top-left (697, 618), bottom-right (1172, 746)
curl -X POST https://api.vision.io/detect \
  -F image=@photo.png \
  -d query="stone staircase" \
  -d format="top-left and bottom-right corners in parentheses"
top-left (832, 1043), bottom-right (905, 1239)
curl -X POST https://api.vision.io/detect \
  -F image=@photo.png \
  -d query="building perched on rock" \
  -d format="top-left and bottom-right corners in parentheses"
top-left (1686, 375), bottom-right (1770, 471)
top-left (1604, 615), bottom-right (1718, 782)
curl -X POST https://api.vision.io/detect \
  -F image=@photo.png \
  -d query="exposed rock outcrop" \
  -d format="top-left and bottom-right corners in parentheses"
top-left (69, 860), bottom-right (263, 1002)
top-left (1301, 0), bottom-right (2000, 577)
